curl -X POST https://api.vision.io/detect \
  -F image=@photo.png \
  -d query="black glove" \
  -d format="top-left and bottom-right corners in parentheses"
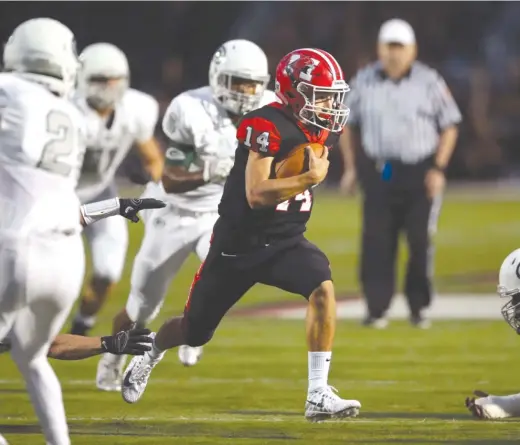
top-left (101, 328), bottom-right (153, 355)
top-left (119, 198), bottom-right (166, 223)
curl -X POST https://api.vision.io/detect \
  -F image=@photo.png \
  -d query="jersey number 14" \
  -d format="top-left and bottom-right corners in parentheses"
top-left (276, 189), bottom-right (312, 212)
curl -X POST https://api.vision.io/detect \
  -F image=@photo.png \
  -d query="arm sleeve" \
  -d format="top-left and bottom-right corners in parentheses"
top-left (236, 116), bottom-right (281, 157)
top-left (429, 75), bottom-right (463, 130)
top-left (162, 96), bottom-right (196, 168)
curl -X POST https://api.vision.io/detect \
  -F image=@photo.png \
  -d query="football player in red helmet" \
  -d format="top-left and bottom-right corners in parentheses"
top-left (121, 48), bottom-right (361, 422)
top-left (275, 48), bottom-right (350, 132)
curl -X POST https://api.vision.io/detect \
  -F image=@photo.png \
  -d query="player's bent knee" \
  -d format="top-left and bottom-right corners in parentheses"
top-left (181, 316), bottom-right (214, 347)
top-left (308, 280), bottom-right (335, 307)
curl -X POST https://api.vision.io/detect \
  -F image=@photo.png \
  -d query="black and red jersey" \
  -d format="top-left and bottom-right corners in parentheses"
top-left (217, 102), bottom-right (339, 245)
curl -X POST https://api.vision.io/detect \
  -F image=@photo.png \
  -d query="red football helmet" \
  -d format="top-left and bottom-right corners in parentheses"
top-left (275, 48), bottom-right (350, 132)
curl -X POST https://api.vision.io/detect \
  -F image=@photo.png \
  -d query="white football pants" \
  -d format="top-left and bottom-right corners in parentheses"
top-left (82, 183), bottom-right (128, 283)
top-left (0, 232), bottom-right (85, 445)
top-left (125, 203), bottom-right (218, 323)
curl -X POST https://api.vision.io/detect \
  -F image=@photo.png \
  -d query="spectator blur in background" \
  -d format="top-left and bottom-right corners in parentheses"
top-left (0, 2), bottom-right (514, 182)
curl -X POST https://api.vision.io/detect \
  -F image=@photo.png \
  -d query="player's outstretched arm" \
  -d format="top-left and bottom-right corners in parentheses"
top-left (0, 328), bottom-right (152, 360)
top-left (245, 147), bottom-right (329, 208)
top-left (49, 328), bottom-right (153, 360)
top-left (79, 197), bottom-right (166, 226)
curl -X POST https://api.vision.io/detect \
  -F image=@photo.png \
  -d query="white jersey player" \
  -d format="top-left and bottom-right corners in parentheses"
top-left (96, 39), bottom-right (275, 391)
top-left (0, 18), bottom-right (85, 445)
top-left (465, 248), bottom-right (520, 419)
top-left (69, 43), bottom-right (164, 337)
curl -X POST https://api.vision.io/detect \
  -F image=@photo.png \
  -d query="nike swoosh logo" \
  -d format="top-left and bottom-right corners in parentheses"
top-left (125, 206), bottom-right (134, 215)
top-left (221, 252), bottom-right (237, 257)
top-left (122, 369), bottom-right (133, 387)
top-left (306, 400), bottom-right (325, 409)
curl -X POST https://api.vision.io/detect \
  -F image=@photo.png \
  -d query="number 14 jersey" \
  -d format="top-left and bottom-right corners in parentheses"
top-left (218, 102), bottom-right (340, 240)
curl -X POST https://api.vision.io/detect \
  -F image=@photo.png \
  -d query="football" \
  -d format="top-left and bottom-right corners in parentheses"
top-left (274, 142), bottom-right (325, 178)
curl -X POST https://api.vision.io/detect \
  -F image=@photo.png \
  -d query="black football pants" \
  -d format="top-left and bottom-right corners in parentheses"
top-left (357, 154), bottom-right (441, 318)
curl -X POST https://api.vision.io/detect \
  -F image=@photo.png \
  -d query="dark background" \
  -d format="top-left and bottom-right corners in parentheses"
top-left (2, 1), bottom-right (518, 183)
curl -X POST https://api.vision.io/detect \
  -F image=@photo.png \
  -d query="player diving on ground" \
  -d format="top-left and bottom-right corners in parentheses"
top-left (465, 248), bottom-right (520, 419)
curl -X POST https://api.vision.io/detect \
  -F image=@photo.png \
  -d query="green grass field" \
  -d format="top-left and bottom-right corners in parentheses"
top-left (1, 191), bottom-right (520, 444)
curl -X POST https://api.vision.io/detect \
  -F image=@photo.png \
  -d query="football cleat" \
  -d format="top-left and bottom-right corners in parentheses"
top-left (361, 316), bottom-right (389, 329)
top-left (178, 345), bottom-right (203, 367)
top-left (305, 386), bottom-right (361, 422)
top-left (96, 353), bottom-right (126, 392)
top-left (69, 319), bottom-right (92, 336)
top-left (121, 333), bottom-right (164, 404)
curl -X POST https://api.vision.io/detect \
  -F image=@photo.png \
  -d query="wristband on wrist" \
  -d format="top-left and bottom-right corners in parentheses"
top-left (80, 198), bottom-right (120, 226)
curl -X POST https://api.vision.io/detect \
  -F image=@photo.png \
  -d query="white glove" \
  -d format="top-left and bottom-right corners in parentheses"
top-left (203, 157), bottom-right (234, 184)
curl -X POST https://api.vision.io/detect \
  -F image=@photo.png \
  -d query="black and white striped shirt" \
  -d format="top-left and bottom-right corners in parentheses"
top-left (346, 61), bottom-right (462, 163)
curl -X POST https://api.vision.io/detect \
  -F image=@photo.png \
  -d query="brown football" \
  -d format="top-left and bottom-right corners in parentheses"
top-left (275, 142), bottom-right (325, 178)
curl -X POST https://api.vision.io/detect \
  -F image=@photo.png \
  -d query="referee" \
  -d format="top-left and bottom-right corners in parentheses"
top-left (340, 19), bottom-right (462, 328)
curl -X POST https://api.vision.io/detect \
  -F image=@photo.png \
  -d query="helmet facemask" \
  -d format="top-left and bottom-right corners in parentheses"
top-left (296, 82), bottom-right (350, 132)
top-left (498, 285), bottom-right (520, 334)
top-left (85, 75), bottom-right (128, 110)
top-left (214, 72), bottom-right (269, 115)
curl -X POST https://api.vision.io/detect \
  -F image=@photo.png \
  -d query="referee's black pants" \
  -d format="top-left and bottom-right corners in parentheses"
top-left (358, 154), bottom-right (440, 319)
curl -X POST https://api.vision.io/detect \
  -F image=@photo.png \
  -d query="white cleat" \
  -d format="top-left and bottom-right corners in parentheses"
top-left (178, 345), bottom-right (203, 367)
top-left (121, 333), bottom-right (164, 404)
top-left (305, 386), bottom-right (361, 422)
top-left (96, 353), bottom-right (126, 392)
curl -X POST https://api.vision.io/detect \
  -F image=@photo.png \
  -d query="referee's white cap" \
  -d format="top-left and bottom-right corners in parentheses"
top-left (378, 19), bottom-right (416, 45)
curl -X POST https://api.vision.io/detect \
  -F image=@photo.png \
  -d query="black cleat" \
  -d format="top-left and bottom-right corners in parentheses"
top-left (69, 320), bottom-right (91, 336)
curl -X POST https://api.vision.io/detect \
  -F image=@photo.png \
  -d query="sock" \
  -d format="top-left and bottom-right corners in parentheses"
top-left (148, 339), bottom-right (165, 360)
top-left (74, 312), bottom-right (96, 328)
top-left (308, 351), bottom-right (331, 392)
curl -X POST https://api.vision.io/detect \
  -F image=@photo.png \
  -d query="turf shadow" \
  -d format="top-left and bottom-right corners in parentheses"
top-left (0, 422), bottom-right (298, 440)
top-left (363, 412), bottom-right (473, 421)
top-left (349, 441), bottom-right (519, 445)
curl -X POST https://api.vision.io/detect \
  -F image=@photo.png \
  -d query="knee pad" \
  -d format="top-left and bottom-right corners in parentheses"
top-left (181, 316), bottom-right (214, 347)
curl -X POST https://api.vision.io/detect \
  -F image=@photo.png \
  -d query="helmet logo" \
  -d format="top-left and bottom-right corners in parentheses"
top-left (515, 262), bottom-right (520, 279)
top-left (213, 45), bottom-right (227, 65)
top-left (299, 59), bottom-right (319, 82)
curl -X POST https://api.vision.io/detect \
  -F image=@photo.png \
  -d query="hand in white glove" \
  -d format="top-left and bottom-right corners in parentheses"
top-left (203, 157), bottom-right (234, 184)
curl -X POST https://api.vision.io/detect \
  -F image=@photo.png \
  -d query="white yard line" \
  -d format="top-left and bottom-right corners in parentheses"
top-left (273, 294), bottom-right (503, 320)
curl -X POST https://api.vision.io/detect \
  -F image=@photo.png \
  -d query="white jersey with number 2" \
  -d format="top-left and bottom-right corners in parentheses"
top-left (0, 73), bottom-right (86, 236)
